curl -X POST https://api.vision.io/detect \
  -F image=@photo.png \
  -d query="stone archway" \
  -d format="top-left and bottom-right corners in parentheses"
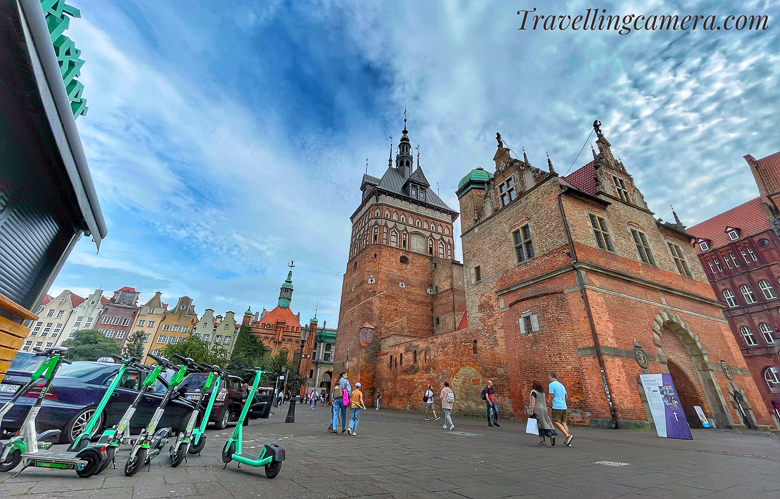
top-left (667, 360), bottom-right (706, 428)
top-left (651, 309), bottom-right (734, 428)
top-left (727, 382), bottom-right (757, 429)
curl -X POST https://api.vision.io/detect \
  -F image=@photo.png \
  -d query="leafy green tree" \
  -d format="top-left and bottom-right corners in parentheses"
top-left (227, 326), bottom-right (266, 377)
top-left (160, 336), bottom-right (228, 367)
top-left (122, 331), bottom-right (146, 360)
top-left (61, 329), bottom-right (121, 361)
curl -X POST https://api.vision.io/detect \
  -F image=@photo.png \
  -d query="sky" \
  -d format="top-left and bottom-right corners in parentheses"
top-left (50, 0), bottom-right (780, 328)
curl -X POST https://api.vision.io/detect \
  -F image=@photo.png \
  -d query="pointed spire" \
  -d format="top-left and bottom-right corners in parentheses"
top-left (671, 205), bottom-right (685, 230)
top-left (365, 157), bottom-right (369, 175)
top-left (523, 147), bottom-right (529, 166)
top-left (416, 145), bottom-right (420, 168)
top-left (547, 152), bottom-right (556, 174)
top-left (388, 136), bottom-right (393, 168)
top-left (403, 105), bottom-right (407, 133)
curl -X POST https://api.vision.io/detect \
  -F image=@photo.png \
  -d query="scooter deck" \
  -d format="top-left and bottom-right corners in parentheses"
top-left (21, 450), bottom-right (86, 466)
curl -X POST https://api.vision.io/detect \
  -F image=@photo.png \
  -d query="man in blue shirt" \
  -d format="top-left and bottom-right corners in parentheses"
top-left (547, 372), bottom-right (573, 447)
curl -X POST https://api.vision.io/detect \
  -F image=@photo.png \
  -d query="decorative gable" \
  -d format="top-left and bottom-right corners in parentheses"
top-left (724, 226), bottom-right (741, 241)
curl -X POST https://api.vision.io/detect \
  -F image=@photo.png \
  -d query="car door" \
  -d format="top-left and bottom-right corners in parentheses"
top-left (101, 368), bottom-right (143, 429)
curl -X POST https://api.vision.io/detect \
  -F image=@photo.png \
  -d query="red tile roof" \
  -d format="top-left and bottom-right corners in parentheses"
top-left (457, 311), bottom-right (468, 330)
top-left (562, 161), bottom-right (596, 196)
top-left (751, 151), bottom-right (780, 195)
top-left (254, 306), bottom-right (301, 329)
top-left (70, 293), bottom-right (85, 308)
top-left (101, 297), bottom-right (110, 305)
top-left (42, 295), bottom-right (53, 305)
top-left (688, 197), bottom-right (771, 252)
top-left (115, 286), bottom-right (137, 293)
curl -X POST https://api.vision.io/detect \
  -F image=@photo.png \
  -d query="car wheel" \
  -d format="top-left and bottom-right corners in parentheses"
top-left (214, 407), bottom-right (230, 430)
top-left (62, 408), bottom-right (104, 444)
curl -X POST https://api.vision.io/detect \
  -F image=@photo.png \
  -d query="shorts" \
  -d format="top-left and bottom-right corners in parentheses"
top-left (426, 402), bottom-right (434, 410)
top-left (551, 409), bottom-right (567, 423)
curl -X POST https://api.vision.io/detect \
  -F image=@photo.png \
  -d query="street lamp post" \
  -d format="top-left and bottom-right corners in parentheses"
top-left (285, 327), bottom-right (310, 423)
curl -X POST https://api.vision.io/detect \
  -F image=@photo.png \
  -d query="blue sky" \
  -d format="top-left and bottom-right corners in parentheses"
top-left (51, 0), bottom-right (780, 327)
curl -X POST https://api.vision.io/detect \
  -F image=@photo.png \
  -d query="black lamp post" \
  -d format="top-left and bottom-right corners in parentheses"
top-left (285, 327), bottom-right (310, 423)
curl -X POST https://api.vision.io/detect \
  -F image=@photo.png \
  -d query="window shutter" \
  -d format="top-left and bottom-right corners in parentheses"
top-left (518, 317), bottom-right (527, 335)
top-left (530, 315), bottom-right (539, 332)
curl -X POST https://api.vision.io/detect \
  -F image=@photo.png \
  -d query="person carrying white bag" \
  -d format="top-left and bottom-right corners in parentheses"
top-left (529, 381), bottom-right (558, 446)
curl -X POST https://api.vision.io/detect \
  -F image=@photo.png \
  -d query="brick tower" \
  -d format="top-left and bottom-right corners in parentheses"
top-left (333, 118), bottom-right (466, 397)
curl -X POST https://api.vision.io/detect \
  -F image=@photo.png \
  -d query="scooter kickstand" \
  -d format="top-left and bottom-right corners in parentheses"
top-left (11, 463), bottom-right (30, 479)
top-left (222, 462), bottom-right (228, 470)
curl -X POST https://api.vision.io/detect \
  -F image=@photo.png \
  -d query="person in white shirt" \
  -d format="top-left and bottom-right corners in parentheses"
top-left (424, 384), bottom-right (440, 421)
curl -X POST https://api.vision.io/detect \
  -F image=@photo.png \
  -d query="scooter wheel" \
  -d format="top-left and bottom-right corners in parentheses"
top-left (96, 446), bottom-right (115, 475)
top-left (124, 448), bottom-right (147, 477)
top-left (188, 435), bottom-right (206, 455)
top-left (221, 441), bottom-right (236, 464)
top-left (264, 460), bottom-right (282, 479)
top-left (170, 445), bottom-right (186, 468)
top-left (76, 448), bottom-right (102, 478)
top-left (0, 449), bottom-right (21, 473)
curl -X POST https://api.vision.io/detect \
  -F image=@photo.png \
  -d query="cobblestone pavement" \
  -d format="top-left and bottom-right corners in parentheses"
top-left (2, 404), bottom-right (780, 498)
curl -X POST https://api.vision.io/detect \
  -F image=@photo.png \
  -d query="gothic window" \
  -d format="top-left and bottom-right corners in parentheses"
top-left (373, 227), bottom-right (379, 243)
top-left (498, 177), bottom-right (516, 206)
top-left (438, 242), bottom-right (444, 258)
top-left (741, 250), bottom-right (750, 264)
top-left (764, 367), bottom-right (780, 389)
top-left (612, 175), bottom-right (630, 202)
top-left (416, 218), bottom-right (421, 227)
top-left (447, 245), bottom-right (452, 259)
top-left (392, 212), bottom-right (398, 221)
top-left (401, 215), bottom-right (406, 223)
top-left (668, 242), bottom-right (692, 277)
top-left (741, 326), bottom-right (757, 346)
top-left (748, 248), bottom-right (758, 261)
top-left (741, 285), bottom-right (757, 304)
top-left (375, 209), bottom-right (380, 217)
top-left (513, 225), bottom-right (535, 263)
top-left (383, 227), bottom-right (388, 244)
top-left (390, 230), bottom-right (398, 247)
top-left (402, 233), bottom-right (408, 249)
top-left (589, 214), bottom-right (615, 252)
top-left (759, 323), bottom-right (775, 344)
top-left (445, 227), bottom-right (450, 235)
top-left (424, 221), bottom-right (429, 230)
top-left (438, 225), bottom-right (442, 233)
top-left (729, 253), bottom-right (740, 267)
top-left (760, 280), bottom-right (776, 300)
top-left (385, 209), bottom-right (390, 218)
top-left (630, 229), bottom-right (655, 265)
top-left (714, 259), bottom-right (723, 272)
top-left (428, 239), bottom-right (434, 256)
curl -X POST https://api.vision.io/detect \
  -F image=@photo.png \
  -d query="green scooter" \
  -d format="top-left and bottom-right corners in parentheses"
top-left (124, 353), bottom-right (188, 476)
top-left (88, 361), bottom-right (164, 475)
top-left (187, 363), bottom-right (228, 456)
top-left (221, 368), bottom-right (285, 478)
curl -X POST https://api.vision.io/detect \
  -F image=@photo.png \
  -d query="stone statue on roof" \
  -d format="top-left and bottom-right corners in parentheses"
top-left (496, 133), bottom-right (503, 149)
top-left (593, 120), bottom-right (603, 138)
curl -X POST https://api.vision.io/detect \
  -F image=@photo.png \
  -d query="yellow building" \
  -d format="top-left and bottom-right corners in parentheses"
top-left (147, 296), bottom-right (197, 361)
top-left (130, 291), bottom-right (166, 362)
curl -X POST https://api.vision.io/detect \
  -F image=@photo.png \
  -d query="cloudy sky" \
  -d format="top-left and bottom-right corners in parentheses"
top-left (51, 0), bottom-right (779, 327)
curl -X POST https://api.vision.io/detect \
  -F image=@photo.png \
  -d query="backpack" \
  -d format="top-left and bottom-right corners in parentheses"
top-left (480, 388), bottom-right (486, 401)
top-left (422, 394), bottom-right (428, 402)
top-left (445, 391), bottom-right (455, 404)
top-left (333, 384), bottom-right (343, 399)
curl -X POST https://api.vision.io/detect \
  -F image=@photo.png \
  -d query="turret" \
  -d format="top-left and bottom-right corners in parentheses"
top-left (278, 262), bottom-right (295, 309)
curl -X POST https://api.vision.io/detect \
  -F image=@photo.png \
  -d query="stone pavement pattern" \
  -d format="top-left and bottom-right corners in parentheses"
top-left (2, 405), bottom-right (780, 498)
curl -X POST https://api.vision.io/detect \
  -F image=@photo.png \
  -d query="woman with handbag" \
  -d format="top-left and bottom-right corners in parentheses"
top-left (530, 381), bottom-right (558, 446)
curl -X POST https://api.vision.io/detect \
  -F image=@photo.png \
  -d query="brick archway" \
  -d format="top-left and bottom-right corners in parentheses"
top-left (651, 309), bottom-right (734, 428)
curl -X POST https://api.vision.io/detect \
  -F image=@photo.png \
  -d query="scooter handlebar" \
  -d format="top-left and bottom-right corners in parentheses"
top-left (148, 353), bottom-right (174, 368)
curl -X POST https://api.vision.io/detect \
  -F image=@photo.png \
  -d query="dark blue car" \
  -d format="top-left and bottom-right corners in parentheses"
top-left (0, 353), bottom-right (195, 443)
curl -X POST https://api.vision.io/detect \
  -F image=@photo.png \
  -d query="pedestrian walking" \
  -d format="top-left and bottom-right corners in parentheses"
top-left (424, 384), bottom-right (440, 421)
top-left (328, 382), bottom-right (342, 433)
top-left (376, 391), bottom-right (381, 410)
top-left (482, 380), bottom-right (500, 427)
top-left (440, 382), bottom-right (455, 430)
top-left (329, 372), bottom-right (351, 434)
top-left (548, 372), bottom-right (573, 446)
top-left (530, 381), bottom-right (558, 446)
top-left (347, 382), bottom-right (366, 435)
top-left (310, 390), bottom-right (317, 410)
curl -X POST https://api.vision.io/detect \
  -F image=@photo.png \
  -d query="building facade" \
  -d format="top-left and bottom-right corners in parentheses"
top-left (193, 309), bottom-right (240, 354)
top-left (98, 287), bottom-right (140, 348)
top-left (333, 120), bottom-right (466, 398)
top-left (132, 291), bottom-right (166, 361)
top-left (22, 290), bottom-right (83, 352)
top-left (305, 320), bottom-right (337, 395)
top-left (148, 296), bottom-right (197, 358)
top-left (56, 289), bottom-right (107, 347)
top-left (338, 121), bottom-right (773, 430)
top-left (689, 150), bottom-right (780, 425)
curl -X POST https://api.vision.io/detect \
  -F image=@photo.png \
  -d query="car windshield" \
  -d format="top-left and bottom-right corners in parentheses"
top-left (179, 374), bottom-right (209, 390)
top-left (57, 363), bottom-right (114, 379)
top-left (8, 353), bottom-right (45, 373)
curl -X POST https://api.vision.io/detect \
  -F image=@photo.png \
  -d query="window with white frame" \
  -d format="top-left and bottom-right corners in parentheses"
top-left (46, 342), bottom-right (52, 348)
top-left (121, 318), bottom-right (131, 326)
top-left (741, 326), bottom-right (757, 346)
top-left (589, 214), bottom-right (615, 252)
top-left (728, 230), bottom-right (739, 241)
top-left (741, 250), bottom-right (750, 264)
top-left (668, 242), bottom-right (692, 277)
top-left (33, 322), bottom-right (42, 333)
top-left (699, 241), bottom-right (709, 251)
top-left (43, 323), bottom-right (52, 333)
top-left (741, 285), bottom-right (757, 304)
top-left (147, 321), bottom-right (155, 327)
top-left (56, 310), bottom-right (64, 318)
top-left (98, 328), bottom-right (105, 333)
top-left (724, 255), bottom-right (733, 269)
top-left (748, 248), bottom-right (758, 262)
top-left (105, 330), bottom-right (115, 338)
top-left (513, 225), bottom-right (535, 263)
top-left (111, 317), bottom-right (120, 325)
top-left (764, 367), bottom-right (780, 389)
top-left (759, 323), bottom-right (775, 344)
top-left (116, 330), bottom-right (126, 339)
top-left (203, 334), bottom-right (210, 341)
top-left (162, 324), bottom-right (171, 331)
top-left (102, 315), bottom-right (111, 324)
top-left (178, 337), bottom-right (185, 343)
top-left (85, 317), bottom-right (93, 325)
top-left (168, 336), bottom-right (177, 344)
top-left (612, 175), bottom-right (630, 202)
top-left (498, 177), bottom-right (516, 206)
top-left (708, 261), bottom-right (717, 275)
top-left (143, 334), bottom-right (150, 342)
top-left (74, 316), bottom-right (83, 328)
top-left (630, 229), bottom-right (655, 265)
top-left (35, 341), bottom-right (42, 348)
top-left (23, 341), bottom-right (32, 351)
top-left (714, 259), bottom-right (723, 272)
top-left (216, 335), bottom-right (222, 343)
top-left (730, 253), bottom-right (740, 267)
top-left (760, 280), bottom-right (777, 300)
top-left (53, 323), bottom-right (62, 333)
top-left (182, 326), bottom-right (189, 332)
top-left (224, 324), bottom-right (229, 330)
top-left (224, 336), bottom-right (231, 345)
top-left (723, 290), bottom-right (737, 308)
top-left (157, 335), bottom-right (167, 344)
top-left (138, 320), bottom-right (145, 327)
top-left (46, 309), bottom-right (54, 317)
top-left (172, 325), bottom-right (180, 332)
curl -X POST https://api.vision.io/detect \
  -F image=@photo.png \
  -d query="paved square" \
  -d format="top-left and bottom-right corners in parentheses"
top-left (2, 405), bottom-right (780, 498)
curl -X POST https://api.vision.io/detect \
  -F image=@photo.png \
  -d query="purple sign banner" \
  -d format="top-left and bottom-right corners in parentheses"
top-left (640, 373), bottom-right (693, 440)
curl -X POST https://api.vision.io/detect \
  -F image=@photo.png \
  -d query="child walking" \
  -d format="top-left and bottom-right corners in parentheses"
top-left (347, 382), bottom-right (366, 435)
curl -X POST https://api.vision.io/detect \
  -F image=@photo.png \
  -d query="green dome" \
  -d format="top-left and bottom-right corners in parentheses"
top-left (457, 168), bottom-right (492, 197)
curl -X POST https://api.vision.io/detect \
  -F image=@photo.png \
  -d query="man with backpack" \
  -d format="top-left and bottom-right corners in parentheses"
top-left (424, 384), bottom-right (440, 421)
top-left (329, 372), bottom-right (351, 434)
top-left (440, 382), bottom-right (455, 430)
top-left (482, 380), bottom-right (500, 427)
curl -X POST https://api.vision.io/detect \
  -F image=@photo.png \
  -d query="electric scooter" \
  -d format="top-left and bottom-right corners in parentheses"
top-left (0, 349), bottom-right (67, 472)
top-left (88, 361), bottom-right (164, 475)
top-left (188, 363), bottom-right (229, 456)
top-left (123, 353), bottom-right (189, 476)
top-left (221, 368), bottom-right (285, 478)
top-left (7, 353), bottom-right (140, 478)
top-left (168, 357), bottom-right (225, 466)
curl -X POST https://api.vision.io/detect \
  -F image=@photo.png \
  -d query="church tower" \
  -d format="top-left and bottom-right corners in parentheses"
top-left (334, 119), bottom-right (466, 395)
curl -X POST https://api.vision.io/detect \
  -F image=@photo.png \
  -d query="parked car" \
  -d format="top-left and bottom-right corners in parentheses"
top-left (178, 373), bottom-right (273, 429)
top-left (0, 355), bottom-right (195, 443)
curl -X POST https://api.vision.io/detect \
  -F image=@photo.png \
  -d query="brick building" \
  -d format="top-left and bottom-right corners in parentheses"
top-left (688, 150), bottom-right (780, 425)
top-left (98, 287), bottom-right (140, 348)
top-left (338, 121), bottom-right (773, 430)
top-left (333, 119), bottom-right (466, 400)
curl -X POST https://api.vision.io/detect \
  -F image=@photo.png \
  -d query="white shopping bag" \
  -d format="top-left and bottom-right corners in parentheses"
top-left (525, 417), bottom-right (538, 435)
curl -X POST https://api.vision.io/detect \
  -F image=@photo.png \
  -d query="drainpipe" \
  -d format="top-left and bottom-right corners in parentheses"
top-left (558, 188), bottom-right (619, 429)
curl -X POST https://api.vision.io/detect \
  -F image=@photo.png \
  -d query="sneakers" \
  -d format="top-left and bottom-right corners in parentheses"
top-left (327, 428), bottom-right (336, 434)
top-left (488, 423), bottom-right (493, 427)
top-left (494, 422), bottom-right (500, 427)
top-left (551, 436), bottom-right (556, 446)
top-left (435, 417), bottom-right (441, 421)
top-left (351, 433), bottom-right (357, 436)
top-left (425, 418), bottom-right (430, 421)
top-left (347, 428), bottom-right (352, 435)
top-left (565, 435), bottom-right (574, 446)
top-left (341, 428), bottom-right (346, 434)
top-left (449, 425), bottom-right (455, 431)
top-left (443, 424), bottom-right (448, 429)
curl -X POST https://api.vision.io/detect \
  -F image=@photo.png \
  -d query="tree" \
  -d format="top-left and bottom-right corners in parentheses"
top-left (61, 329), bottom-right (121, 361)
top-left (227, 326), bottom-right (266, 377)
top-left (160, 336), bottom-right (228, 367)
top-left (123, 331), bottom-right (146, 360)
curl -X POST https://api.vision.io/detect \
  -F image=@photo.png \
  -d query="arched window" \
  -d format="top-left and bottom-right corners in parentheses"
top-left (375, 209), bottom-right (380, 217)
top-left (764, 367), bottom-right (780, 389)
top-left (416, 218), bottom-right (421, 227)
top-left (400, 256), bottom-right (409, 264)
top-left (473, 340), bottom-right (478, 354)
top-left (723, 290), bottom-right (737, 308)
top-left (402, 232), bottom-right (408, 249)
top-left (392, 212), bottom-right (398, 221)
top-left (760, 280), bottom-right (776, 300)
top-left (741, 326), bottom-right (758, 346)
top-left (428, 239), bottom-right (434, 256)
top-left (447, 245), bottom-right (452, 259)
top-left (445, 227), bottom-right (450, 235)
top-left (383, 227), bottom-right (387, 244)
top-left (373, 226), bottom-right (379, 243)
top-left (438, 241), bottom-right (445, 258)
top-left (385, 209), bottom-right (390, 218)
top-left (390, 230), bottom-right (398, 247)
top-left (401, 215), bottom-right (406, 223)
top-left (760, 323), bottom-right (775, 344)
top-left (741, 285), bottom-right (757, 304)
top-left (424, 221), bottom-right (429, 230)
top-left (438, 225), bottom-right (443, 233)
